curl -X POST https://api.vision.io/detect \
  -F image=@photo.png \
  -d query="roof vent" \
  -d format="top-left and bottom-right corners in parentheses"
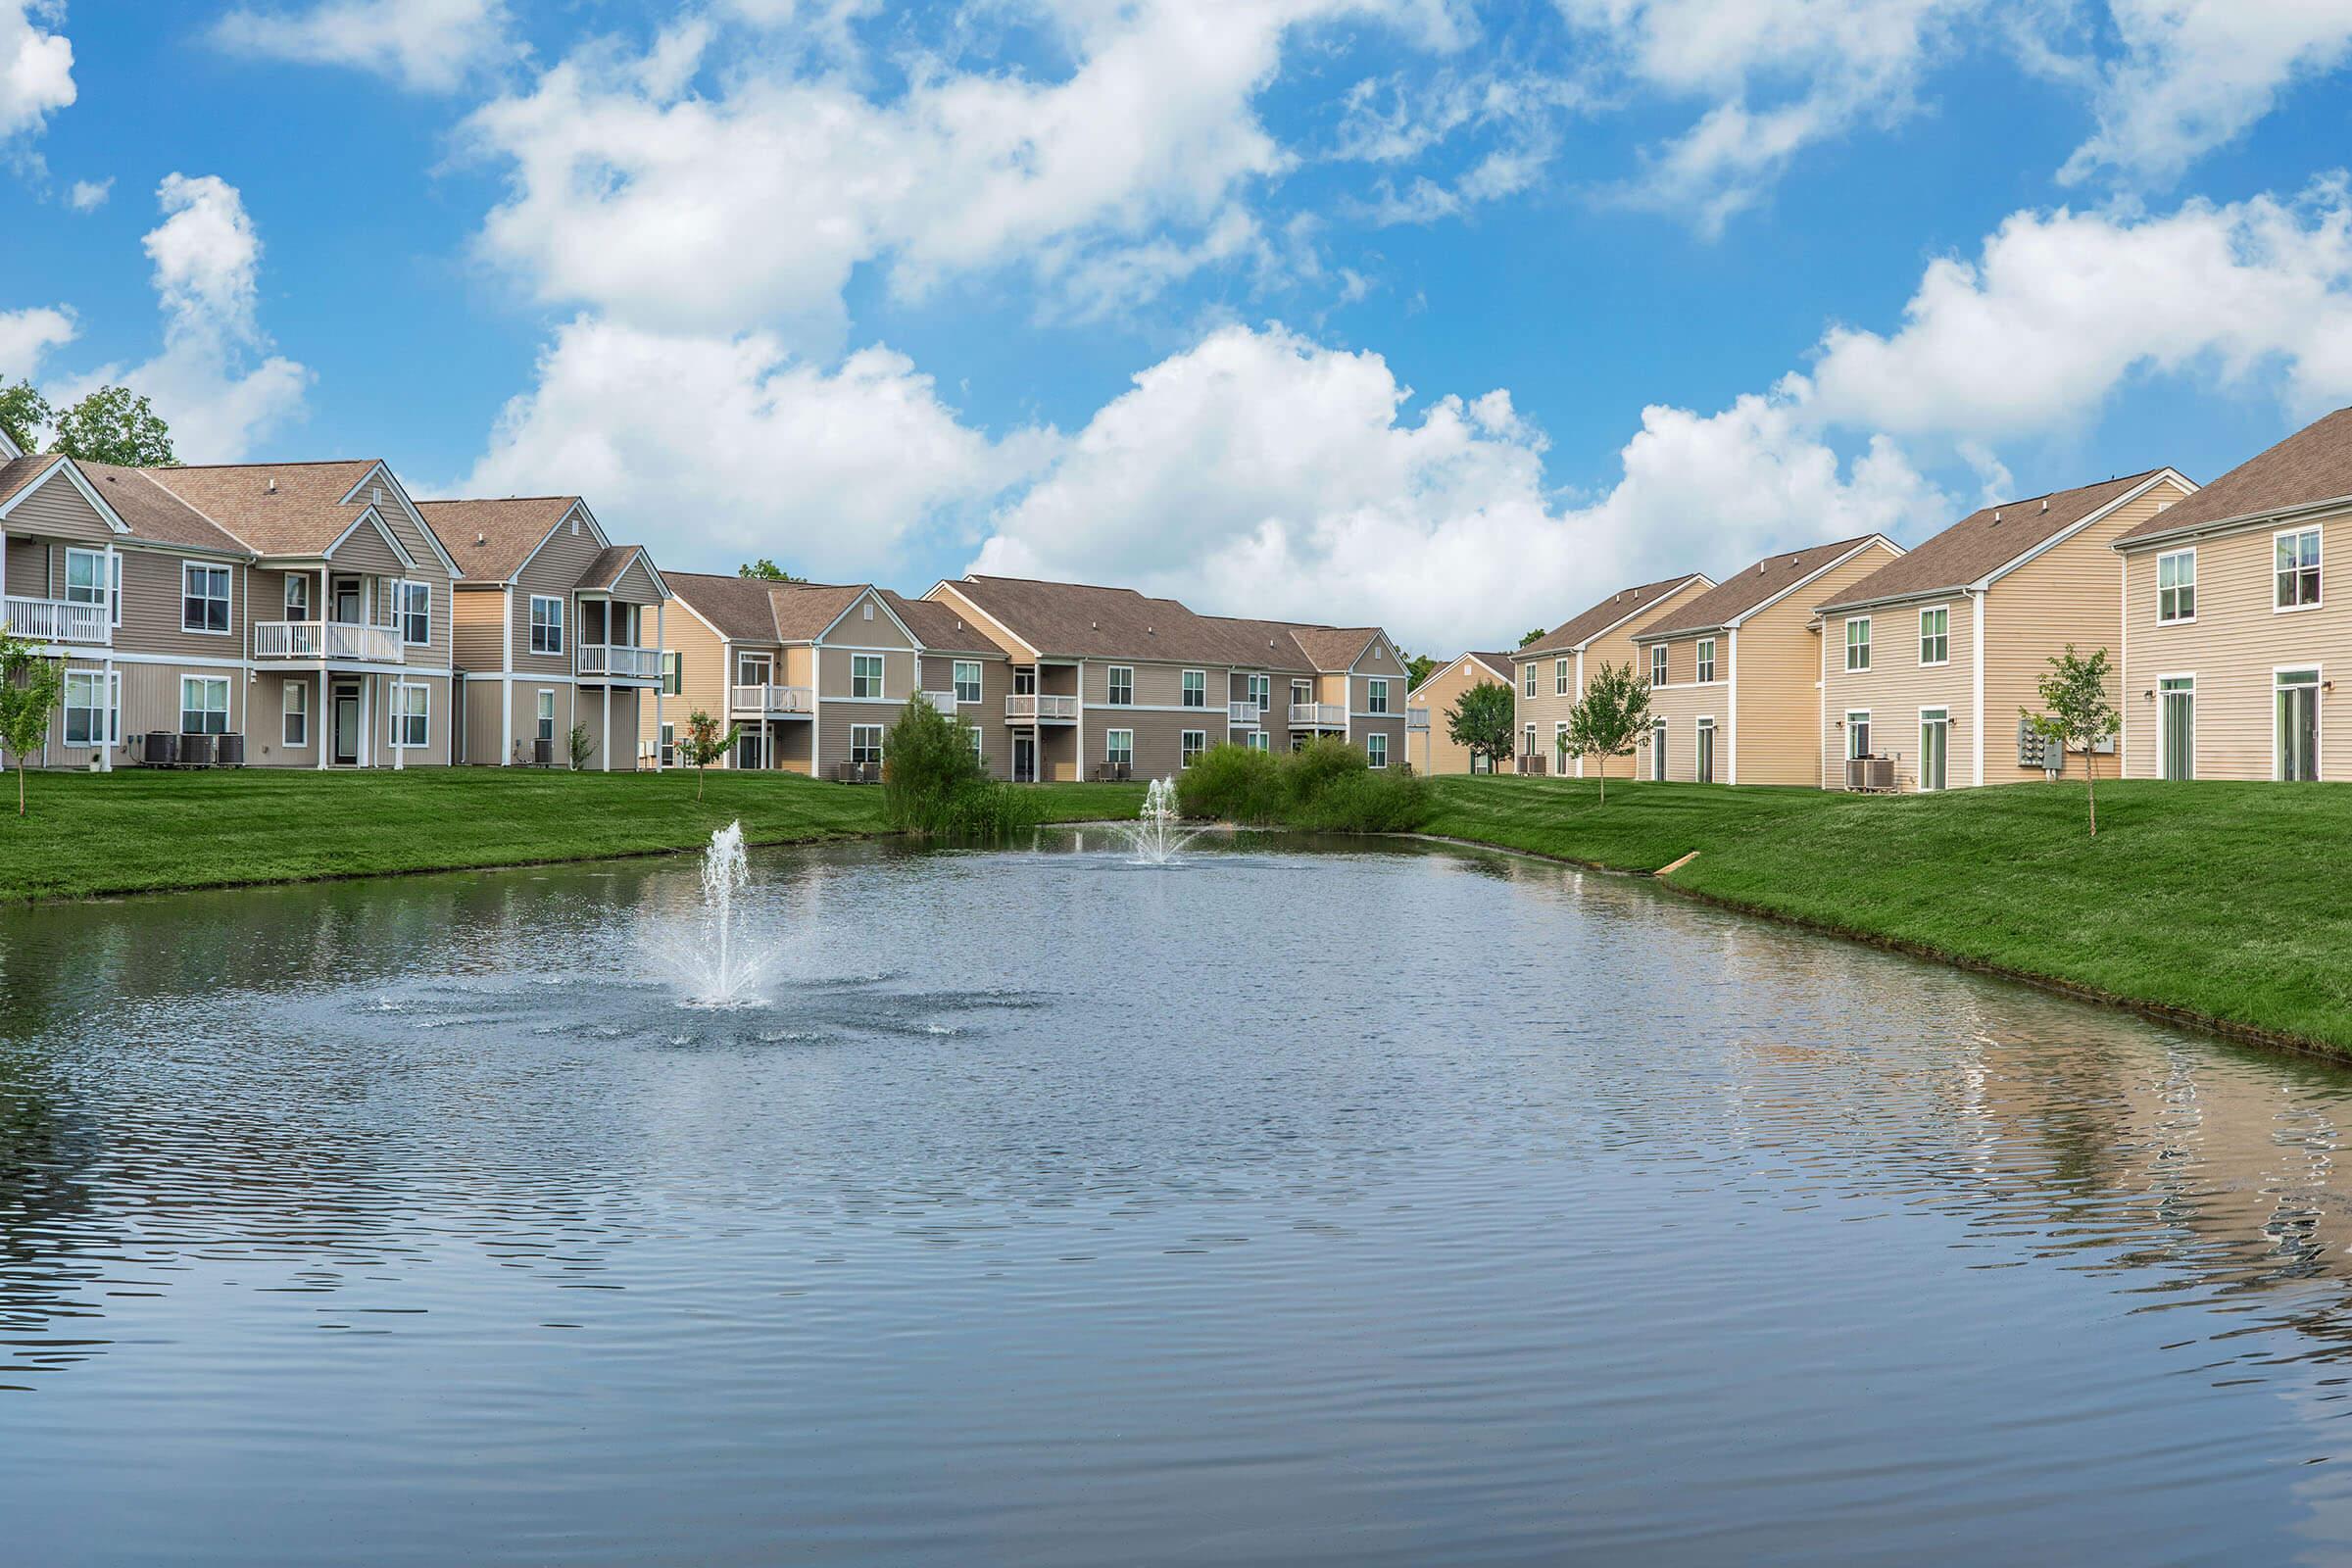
top-left (2040, 498), bottom-right (2049, 512)
top-left (1090, 619), bottom-right (1099, 630)
top-left (266, 476), bottom-right (277, 495)
top-left (1992, 510), bottom-right (2002, 524)
top-left (475, 531), bottom-right (486, 547)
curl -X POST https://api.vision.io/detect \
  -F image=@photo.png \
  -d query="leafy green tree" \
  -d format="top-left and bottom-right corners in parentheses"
top-left (1518, 627), bottom-right (1546, 647)
top-left (51, 386), bottom-right (176, 466)
top-left (2025, 644), bottom-right (2120, 837)
top-left (675, 709), bottom-right (742, 801)
top-left (1445, 680), bottom-right (1515, 773)
top-left (737, 559), bottom-right (805, 582)
top-left (1405, 652), bottom-right (1439, 689)
top-left (1563, 659), bottom-right (1651, 805)
top-left (566, 722), bottom-right (596, 771)
top-left (0, 380), bottom-right (51, 454)
top-left (0, 625), bottom-right (65, 817)
top-left (881, 694), bottom-right (984, 828)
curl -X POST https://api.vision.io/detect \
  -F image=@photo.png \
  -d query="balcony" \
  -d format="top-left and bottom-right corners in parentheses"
top-left (1005, 694), bottom-right (1078, 722)
top-left (579, 643), bottom-right (662, 680)
top-left (1228, 700), bottom-right (1263, 725)
top-left (917, 690), bottom-right (961, 712)
top-left (1288, 702), bottom-right (1347, 728)
top-left (2, 595), bottom-right (109, 646)
top-left (732, 683), bottom-right (814, 715)
top-left (251, 620), bottom-right (404, 662)
top-left (1406, 710), bottom-right (1430, 730)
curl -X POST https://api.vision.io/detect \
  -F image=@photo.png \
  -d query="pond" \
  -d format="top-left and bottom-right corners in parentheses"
top-left (6, 830), bottom-right (2352, 1564)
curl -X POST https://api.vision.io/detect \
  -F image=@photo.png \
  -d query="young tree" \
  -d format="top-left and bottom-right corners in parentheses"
top-left (881, 694), bottom-right (985, 829)
top-left (50, 386), bottom-right (176, 466)
top-left (2025, 644), bottom-right (2120, 837)
top-left (0, 625), bottom-right (65, 818)
top-left (737, 559), bottom-right (805, 582)
top-left (1445, 681), bottom-right (1515, 773)
top-left (0, 379), bottom-right (50, 454)
top-left (1563, 660), bottom-right (1651, 805)
top-left (674, 709), bottom-right (742, 802)
top-left (566, 722), bottom-right (596, 771)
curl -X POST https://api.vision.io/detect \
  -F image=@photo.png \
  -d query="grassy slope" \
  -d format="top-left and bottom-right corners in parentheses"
top-left (1421, 774), bottom-right (2352, 1053)
top-left (0, 769), bottom-right (1146, 903)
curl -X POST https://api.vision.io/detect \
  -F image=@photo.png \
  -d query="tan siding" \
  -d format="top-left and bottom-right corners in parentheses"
top-left (327, 518), bottom-right (407, 574)
top-left (610, 556), bottom-right (662, 604)
top-left (1516, 576), bottom-right (1713, 778)
top-left (1818, 597), bottom-right (1974, 791)
top-left (116, 548), bottom-right (244, 659)
top-left (834, 591), bottom-right (915, 650)
top-left (1408, 661), bottom-right (1511, 773)
top-left (512, 518), bottom-right (603, 677)
top-left (453, 585), bottom-right (506, 671)
top-left (1732, 542), bottom-right (1900, 785)
top-left (5, 467), bottom-right (117, 545)
top-left (640, 608), bottom-right (726, 760)
top-left (250, 670), bottom-right (320, 766)
top-left (465, 678), bottom-right (506, 765)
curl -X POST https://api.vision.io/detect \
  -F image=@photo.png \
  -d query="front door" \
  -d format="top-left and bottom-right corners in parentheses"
top-left (2278, 671), bottom-right (2320, 781)
top-left (1920, 710), bottom-right (1948, 791)
top-left (1696, 719), bottom-right (1715, 784)
top-left (333, 576), bottom-right (362, 624)
top-left (2160, 678), bottom-right (2194, 781)
top-left (332, 684), bottom-right (361, 765)
top-left (1012, 734), bottom-right (1036, 783)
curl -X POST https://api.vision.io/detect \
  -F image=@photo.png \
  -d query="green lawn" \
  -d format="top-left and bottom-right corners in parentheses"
top-left (0, 768), bottom-right (1146, 904)
top-left (1422, 773), bottom-right (2352, 1055)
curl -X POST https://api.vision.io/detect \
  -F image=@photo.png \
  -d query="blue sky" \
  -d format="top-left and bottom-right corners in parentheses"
top-left (5, 0), bottom-right (2352, 649)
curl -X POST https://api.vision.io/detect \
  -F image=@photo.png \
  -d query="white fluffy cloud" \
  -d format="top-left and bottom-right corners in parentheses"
top-left (65, 173), bottom-right (106, 210)
top-left (1801, 181), bottom-right (2352, 436)
top-left (0, 0), bottom-right (74, 144)
top-left (973, 322), bottom-right (1948, 647)
top-left (0, 303), bottom-right (73, 378)
top-left (458, 317), bottom-right (1054, 580)
top-left (211, 0), bottom-right (514, 93)
top-left (52, 174), bottom-right (310, 462)
top-left (2057, 0), bottom-right (2352, 187)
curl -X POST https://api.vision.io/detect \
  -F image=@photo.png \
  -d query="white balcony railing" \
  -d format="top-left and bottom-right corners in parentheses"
top-left (732, 683), bottom-right (814, 714)
top-left (1406, 710), bottom-right (1431, 730)
top-left (1289, 702), bottom-right (1347, 727)
top-left (917, 690), bottom-right (961, 712)
top-left (251, 620), bottom-right (404, 662)
top-left (579, 644), bottom-right (662, 679)
top-left (1005, 694), bottom-right (1079, 721)
top-left (1, 595), bottom-right (110, 646)
top-left (1228, 700), bottom-right (1263, 725)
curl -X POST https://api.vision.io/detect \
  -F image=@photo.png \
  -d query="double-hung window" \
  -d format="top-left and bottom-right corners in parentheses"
top-left (284, 574), bottom-right (312, 621)
top-left (63, 669), bottom-right (113, 747)
top-left (1106, 729), bottom-right (1134, 766)
top-left (536, 690), bottom-right (556, 742)
top-left (1845, 617), bottom-right (1871, 670)
top-left (1919, 607), bottom-right (1948, 665)
top-left (1181, 730), bottom-right (1206, 767)
top-left (662, 651), bottom-right (683, 696)
top-left (395, 580), bottom-right (430, 646)
top-left (2157, 550), bottom-right (2195, 622)
top-left (1249, 673), bottom-right (1270, 711)
top-left (283, 681), bottom-right (309, 747)
top-left (179, 675), bottom-right (229, 735)
top-left (1245, 729), bottom-right (1269, 753)
top-left (660, 722), bottom-right (676, 767)
top-left (1649, 646), bottom-right (1667, 687)
top-left (954, 660), bottom-right (983, 704)
top-left (850, 724), bottom-right (883, 765)
top-left (852, 655), bottom-right (884, 698)
top-left (1696, 638), bottom-right (1716, 684)
top-left (2277, 527), bottom-right (2322, 610)
top-left (1107, 666), bottom-right (1135, 706)
top-left (529, 595), bottom-right (564, 654)
top-left (1554, 659), bottom-right (1570, 697)
top-left (397, 684), bottom-right (429, 748)
top-left (1365, 733), bottom-right (1388, 768)
top-left (182, 564), bottom-right (230, 634)
top-left (66, 548), bottom-right (116, 624)
top-left (1846, 710), bottom-right (1872, 760)
top-left (1365, 677), bottom-right (1390, 714)
top-left (1524, 662), bottom-right (1537, 698)
top-left (1181, 669), bottom-right (1206, 709)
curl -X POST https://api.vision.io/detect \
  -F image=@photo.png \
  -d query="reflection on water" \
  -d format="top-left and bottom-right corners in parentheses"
top-left (6, 833), bottom-right (2352, 1564)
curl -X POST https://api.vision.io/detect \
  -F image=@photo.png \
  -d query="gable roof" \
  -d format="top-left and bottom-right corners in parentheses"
top-left (2114, 408), bottom-right (2352, 547)
top-left (575, 544), bottom-right (667, 597)
top-left (666, 571), bottom-right (790, 640)
top-left (1410, 651), bottom-right (1512, 697)
top-left (72, 462), bottom-right (245, 551)
top-left (767, 582), bottom-right (870, 641)
top-left (416, 497), bottom-right (586, 583)
top-left (1520, 572), bottom-right (1711, 660)
top-left (1288, 625), bottom-right (1382, 671)
top-left (943, 575), bottom-right (1245, 663)
top-left (1821, 469), bottom-right (2182, 612)
top-left (0, 454), bottom-right (67, 513)
top-left (1635, 535), bottom-right (1896, 641)
top-left (882, 591), bottom-right (1011, 656)
top-left (143, 460), bottom-right (392, 559)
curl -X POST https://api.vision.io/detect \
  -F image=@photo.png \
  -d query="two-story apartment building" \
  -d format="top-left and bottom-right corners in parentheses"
top-left (1200, 612), bottom-right (1412, 768)
top-left (1817, 468), bottom-right (2196, 792)
top-left (1631, 535), bottom-right (1903, 786)
top-left (1406, 652), bottom-right (1513, 773)
top-left (2115, 407), bottom-right (2352, 782)
top-left (417, 497), bottom-right (669, 769)
top-left (1512, 572), bottom-right (1713, 775)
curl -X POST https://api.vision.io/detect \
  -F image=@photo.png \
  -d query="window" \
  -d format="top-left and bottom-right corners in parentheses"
top-left (1846, 710), bottom-right (1871, 760)
top-left (1919, 607), bottom-right (1948, 665)
top-left (662, 651), bottom-right (683, 696)
top-left (1105, 729), bottom-right (1134, 766)
top-left (954, 661), bottom-right (982, 704)
top-left (1249, 673), bottom-right (1270, 711)
top-left (1554, 659), bottom-right (1570, 697)
top-left (1553, 719), bottom-right (1569, 764)
top-left (1845, 616), bottom-right (1871, 671)
top-left (1523, 662), bottom-right (1537, 698)
top-left (2278, 668), bottom-right (2321, 781)
top-left (1182, 730), bottom-right (1207, 767)
top-left (1292, 679), bottom-right (1312, 710)
top-left (396, 684), bottom-right (429, 749)
top-left (1182, 669), bottom-right (1206, 708)
top-left (536, 690), bottom-right (555, 742)
top-left (2160, 676), bottom-right (2194, 782)
top-left (2277, 528), bottom-right (2322, 610)
top-left (1107, 665), bottom-right (1134, 705)
top-left (1365, 732), bottom-right (1388, 768)
top-left (395, 580), bottom-right (431, 646)
top-left (1650, 646), bottom-right (1667, 687)
top-left (63, 669), bottom-right (113, 747)
top-left (285, 574), bottom-right (312, 621)
top-left (1696, 638), bottom-right (1716, 684)
top-left (861, 601), bottom-right (873, 620)
top-left (737, 653), bottom-right (771, 687)
top-left (179, 675), bottom-right (229, 735)
top-left (182, 564), bottom-right (230, 634)
top-left (1696, 716), bottom-right (1715, 784)
top-left (1650, 718), bottom-right (1667, 781)
top-left (852, 655), bottom-right (884, 698)
top-left (2158, 549), bottom-right (2195, 623)
top-left (1920, 709), bottom-right (1948, 792)
top-left (850, 724), bottom-right (883, 765)
top-left (660, 723), bottom-right (676, 767)
top-left (66, 548), bottom-right (113, 621)
top-left (737, 730), bottom-right (766, 770)
top-left (1366, 677), bottom-right (1390, 714)
top-left (529, 595), bottom-right (564, 654)
top-left (1245, 729), bottom-right (1269, 753)
top-left (282, 681), bottom-right (308, 748)
top-left (968, 728), bottom-right (985, 763)
top-left (1523, 723), bottom-right (1536, 759)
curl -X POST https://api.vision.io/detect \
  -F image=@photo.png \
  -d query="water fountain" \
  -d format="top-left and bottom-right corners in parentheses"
top-left (647, 820), bottom-right (783, 1005)
top-left (1113, 777), bottom-right (1205, 866)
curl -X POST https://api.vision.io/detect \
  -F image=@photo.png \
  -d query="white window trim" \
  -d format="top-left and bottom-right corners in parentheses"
top-left (1695, 638), bottom-right (1716, 685)
top-left (284, 573), bottom-right (311, 622)
top-left (181, 562), bottom-right (232, 637)
top-left (64, 546), bottom-right (111, 621)
top-left (953, 660), bottom-right (983, 703)
top-left (1365, 676), bottom-right (1390, 715)
top-left (1695, 714), bottom-right (1716, 783)
top-left (1523, 662), bottom-right (1537, 697)
top-left (850, 723), bottom-right (885, 765)
top-left (2156, 547), bottom-right (2196, 626)
top-left (2274, 525), bottom-right (2324, 614)
top-left (1106, 665), bottom-right (1136, 706)
top-left (536, 688), bottom-right (556, 742)
top-left (1918, 605), bottom-right (1950, 667)
top-left (179, 674), bottom-right (231, 733)
top-left (397, 682), bottom-right (430, 748)
top-left (529, 595), bottom-right (565, 655)
top-left (851, 654), bottom-right (886, 699)
top-left (395, 579), bottom-right (432, 647)
top-left (2274, 662), bottom-right (2324, 782)
top-left (63, 668), bottom-right (115, 747)
top-left (1844, 615), bottom-right (1871, 671)
top-left (1553, 658), bottom-right (1569, 697)
top-left (1845, 709), bottom-right (1872, 760)
top-left (1181, 729), bottom-right (1207, 767)
top-left (1650, 716), bottom-right (1667, 781)
top-left (282, 680), bottom-right (309, 748)
top-left (737, 652), bottom-right (772, 686)
top-left (1364, 731), bottom-right (1388, 769)
top-left (1181, 668), bottom-right (1207, 709)
top-left (1918, 706), bottom-right (1949, 792)
top-left (1105, 728), bottom-right (1135, 764)
top-left (1650, 646), bottom-right (1668, 688)
top-left (2157, 672), bottom-right (2196, 782)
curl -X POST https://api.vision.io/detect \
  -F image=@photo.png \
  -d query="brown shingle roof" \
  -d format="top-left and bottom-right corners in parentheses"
top-left (882, 591), bottom-right (1011, 656)
top-left (416, 497), bottom-right (580, 583)
top-left (766, 583), bottom-right (868, 641)
top-left (668, 570), bottom-right (795, 640)
top-left (1821, 469), bottom-right (2175, 612)
top-left (1196, 613), bottom-right (1323, 671)
top-left (74, 462), bottom-right (245, 552)
top-left (946, 575), bottom-right (1245, 663)
top-left (2114, 408), bottom-right (2352, 546)
top-left (1635, 534), bottom-right (1892, 640)
top-left (1409, 651), bottom-right (1512, 697)
top-left (1520, 572), bottom-right (1710, 659)
top-left (144, 461), bottom-right (387, 558)
top-left (0, 454), bottom-right (63, 512)
top-left (1288, 624), bottom-right (1381, 671)
top-left (575, 545), bottom-right (656, 594)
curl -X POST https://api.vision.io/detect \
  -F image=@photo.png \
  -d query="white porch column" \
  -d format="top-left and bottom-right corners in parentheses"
top-left (1725, 627), bottom-right (1740, 786)
top-left (393, 677), bottom-right (406, 770)
top-left (653, 602), bottom-right (665, 771)
top-left (100, 656), bottom-right (115, 771)
top-left (601, 683), bottom-right (612, 772)
top-left (317, 671), bottom-right (328, 769)
top-left (0, 525), bottom-right (8, 601)
top-left (360, 674), bottom-right (373, 768)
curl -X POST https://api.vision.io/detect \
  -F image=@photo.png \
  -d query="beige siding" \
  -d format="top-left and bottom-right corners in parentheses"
top-left (453, 585), bottom-right (506, 671)
top-left (116, 549), bottom-right (248, 659)
top-left (511, 517), bottom-right (604, 677)
top-left (1515, 575), bottom-right (1713, 777)
top-left (1408, 661), bottom-right (1511, 773)
top-left (1737, 542), bottom-right (1900, 785)
top-left (1818, 597), bottom-right (1974, 791)
top-left (328, 518), bottom-right (407, 575)
top-left (5, 466), bottom-right (118, 545)
top-left (610, 556), bottom-right (662, 604)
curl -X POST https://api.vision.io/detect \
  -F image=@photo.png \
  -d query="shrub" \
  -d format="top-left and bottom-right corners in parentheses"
top-left (1291, 765), bottom-right (1430, 833)
top-left (881, 696), bottom-right (1038, 837)
top-left (1174, 743), bottom-right (1282, 822)
top-left (1176, 736), bottom-right (1429, 833)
